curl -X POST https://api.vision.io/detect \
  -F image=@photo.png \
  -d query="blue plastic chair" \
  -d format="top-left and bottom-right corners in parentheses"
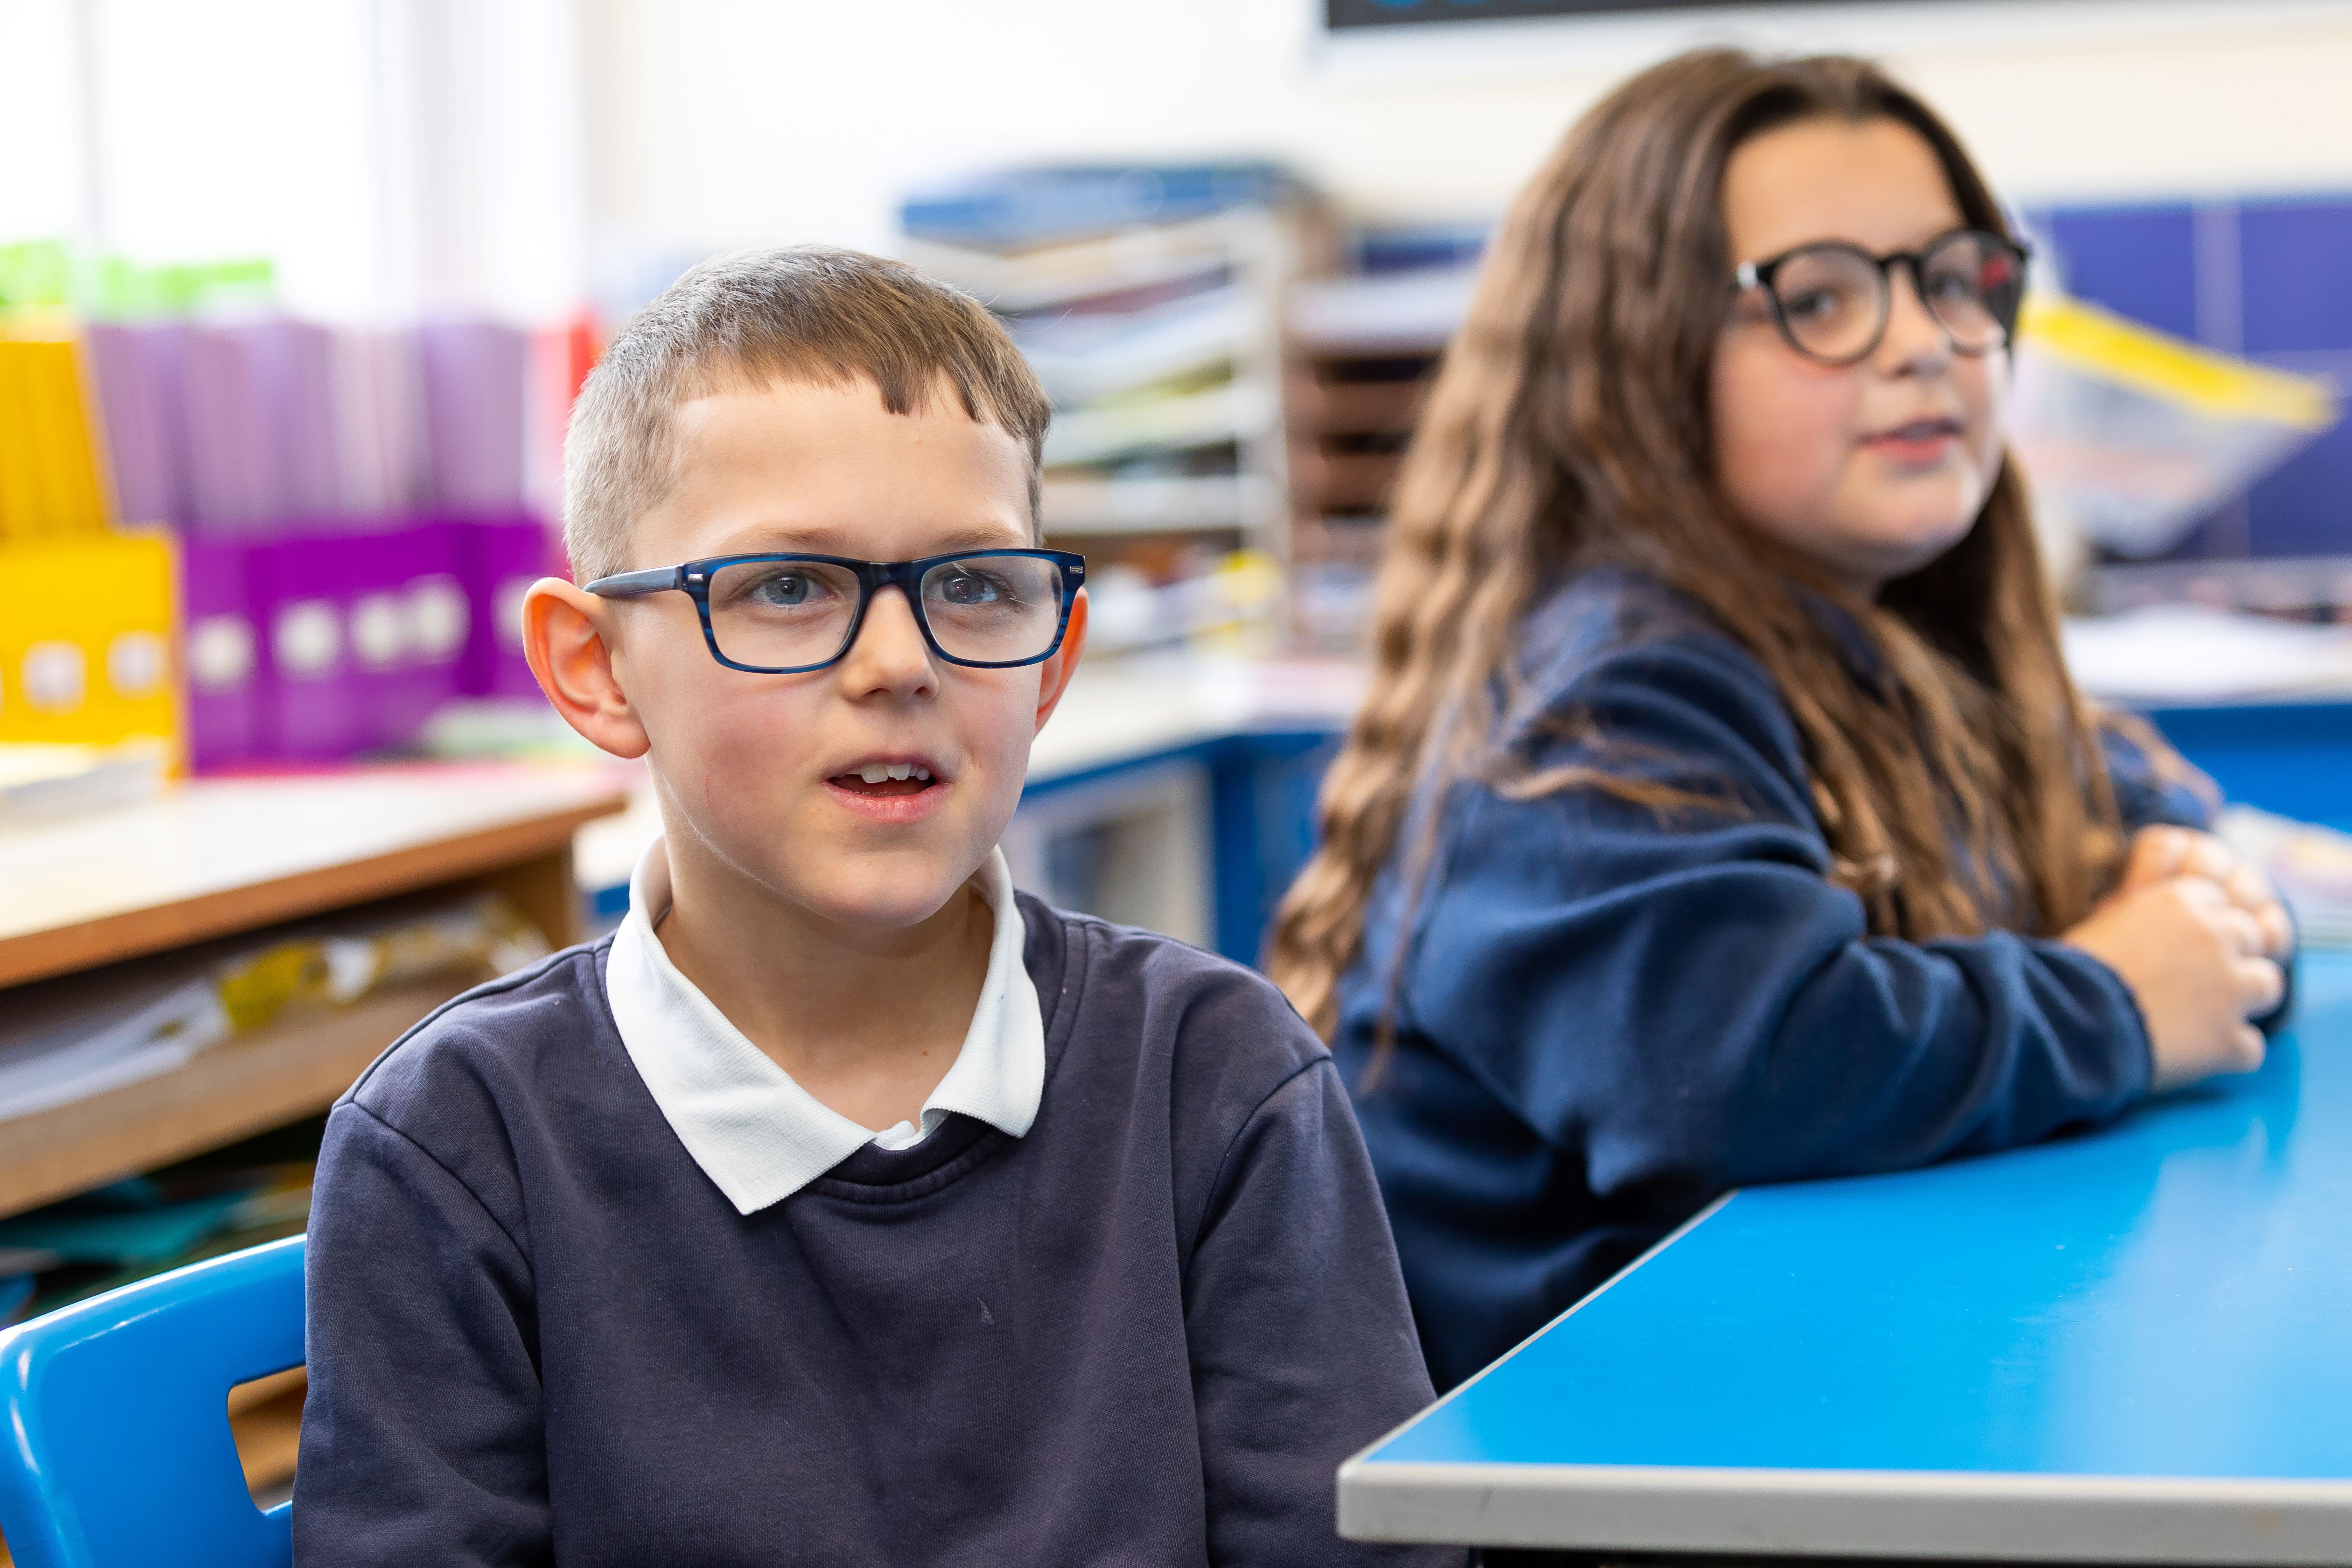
top-left (0, 1236), bottom-right (303, 1568)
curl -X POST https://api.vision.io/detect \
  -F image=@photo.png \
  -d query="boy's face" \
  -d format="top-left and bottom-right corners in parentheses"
top-left (542, 377), bottom-right (1080, 935)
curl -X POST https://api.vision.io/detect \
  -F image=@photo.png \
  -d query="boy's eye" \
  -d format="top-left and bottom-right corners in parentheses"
top-left (743, 570), bottom-right (826, 607)
top-left (928, 568), bottom-right (1012, 607)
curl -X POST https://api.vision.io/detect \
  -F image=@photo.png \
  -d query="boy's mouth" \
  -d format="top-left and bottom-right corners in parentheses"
top-left (828, 761), bottom-right (938, 798)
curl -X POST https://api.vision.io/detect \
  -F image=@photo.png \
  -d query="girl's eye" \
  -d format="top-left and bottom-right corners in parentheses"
top-left (1781, 286), bottom-right (1848, 322)
top-left (1925, 270), bottom-right (1979, 304)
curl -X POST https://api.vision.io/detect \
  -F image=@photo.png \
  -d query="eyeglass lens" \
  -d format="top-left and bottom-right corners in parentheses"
top-left (1768, 232), bottom-right (2023, 364)
top-left (705, 556), bottom-right (1067, 670)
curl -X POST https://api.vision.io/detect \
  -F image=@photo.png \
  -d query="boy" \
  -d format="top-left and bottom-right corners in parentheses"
top-left (295, 247), bottom-right (1453, 1566)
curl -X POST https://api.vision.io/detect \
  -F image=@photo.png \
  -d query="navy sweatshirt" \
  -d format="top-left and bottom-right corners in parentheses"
top-left (1335, 567), bottom-right (2225, 1392)
top-left (298, 895), bottom-right (1457, 1567)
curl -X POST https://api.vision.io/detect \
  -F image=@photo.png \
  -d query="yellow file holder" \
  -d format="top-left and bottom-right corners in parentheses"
top-left (0, 529), bottom-right (182, 761)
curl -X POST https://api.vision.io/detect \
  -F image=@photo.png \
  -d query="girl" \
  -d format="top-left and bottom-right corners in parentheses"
top-left (1269, 50), bottom-right (2294, 1392)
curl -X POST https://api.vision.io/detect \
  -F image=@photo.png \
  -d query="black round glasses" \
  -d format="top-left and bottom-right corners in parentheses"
top-left (584, 549), bottom-right (1086, 674)
top-left (1734, 228), bottom-right (2030, 367)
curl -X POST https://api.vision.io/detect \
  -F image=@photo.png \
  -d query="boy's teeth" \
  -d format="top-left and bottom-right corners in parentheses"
top-left (846, 761), bottom-right (933, 786)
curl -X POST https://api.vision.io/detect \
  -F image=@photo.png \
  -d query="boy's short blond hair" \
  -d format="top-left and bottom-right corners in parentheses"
top-left (563, 246), bottom-right (1051, 583)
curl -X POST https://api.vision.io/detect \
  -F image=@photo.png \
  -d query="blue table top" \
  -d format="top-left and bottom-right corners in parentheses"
top-left (1343, 953), bottom-right (2352, 1562)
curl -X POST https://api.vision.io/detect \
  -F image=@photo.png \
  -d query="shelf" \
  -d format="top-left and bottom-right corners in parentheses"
top-left (1042, 474), bottom-right (1273, 536)
top-left (1289, 377), bottom-right (1428, 435)
top-left (1041, 382), bottom-right (1277, 469)
top-left (902, 209), bottom-right (1269, 313)
top-left (0, 766), bottom-right (629, 990)
top-left (0, 976), bottom-right (470, 1219)
top-left (1287, 265), bottom-right (1476, 355)
top-left (1289, 448), bottom-right (1402, 514)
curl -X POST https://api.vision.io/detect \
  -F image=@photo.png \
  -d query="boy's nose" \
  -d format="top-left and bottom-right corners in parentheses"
top-left (838, 584), bottom-right (937, 696)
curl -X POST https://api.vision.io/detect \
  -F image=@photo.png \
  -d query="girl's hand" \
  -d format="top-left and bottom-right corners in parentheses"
top-left (2063, 875), bottom-right (2283, 1090)
top-left (2112, 826), bottom-right (2294, 959)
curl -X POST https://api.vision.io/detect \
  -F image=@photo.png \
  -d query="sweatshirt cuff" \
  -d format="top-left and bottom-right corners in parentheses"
top-left (2045, 940), bottom-right (2157, 1099)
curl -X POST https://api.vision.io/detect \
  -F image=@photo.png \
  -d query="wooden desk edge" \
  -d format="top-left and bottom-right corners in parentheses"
top-left (0, 792), bottom-right (629, 990)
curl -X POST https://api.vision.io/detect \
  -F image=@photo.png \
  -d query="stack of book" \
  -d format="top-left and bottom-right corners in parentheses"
top-left (0, 266), bottom-right (182, 776)
top-left (0, 336), bottom-right (111, 539)
top-left (902, 164), bottom-right (1317, 654)
top-left (2221, 807), bottom-right (2352, 948)
top-left (0, 239), bottom-right (595, 770)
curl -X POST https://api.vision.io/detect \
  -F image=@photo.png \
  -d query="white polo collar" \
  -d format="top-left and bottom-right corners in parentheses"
top-left (603, 838), bottom-right (1045, 1214)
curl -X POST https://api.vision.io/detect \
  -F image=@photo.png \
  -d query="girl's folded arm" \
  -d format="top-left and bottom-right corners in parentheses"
top-left (2100, 718), bottom-right (2220, 834)
top-left (1397, 633), bottom-right (2154, 1199)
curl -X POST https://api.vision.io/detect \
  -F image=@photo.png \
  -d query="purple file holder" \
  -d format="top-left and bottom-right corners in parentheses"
top-left (355, 519), bottom-right (467, 749)
top-left (177, 536), bottom-right (264, 771)
top-left (453, 513), bottom-right (555, 699)
top-left (249, 528), bottom-right (365, 760)
top-left (179, 514), bottom-right (549, 763)
top-left (250, 519), bottom-right (469, 759)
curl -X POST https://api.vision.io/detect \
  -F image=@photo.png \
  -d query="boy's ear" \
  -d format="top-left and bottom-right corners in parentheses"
top-left (1031, 587), bottom-right (1088, 735)
top-left (522, 578), bottom-right (651, 760)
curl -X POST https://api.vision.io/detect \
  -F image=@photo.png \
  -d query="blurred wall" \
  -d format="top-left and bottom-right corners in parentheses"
top-left (0, 0), bottom-right (587, 325)
top-left (579, 0), bottom-right (2352, 262)
top-left (9, 1), bottom-right (2351, 319)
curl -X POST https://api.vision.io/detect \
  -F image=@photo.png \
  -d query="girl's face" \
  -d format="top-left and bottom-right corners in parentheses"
top-left (1709, 116), bottom-right (2008, 596)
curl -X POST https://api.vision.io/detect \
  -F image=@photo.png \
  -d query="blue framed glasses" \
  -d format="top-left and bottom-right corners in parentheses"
top-left (584, 549), bottom-right (1086, 674)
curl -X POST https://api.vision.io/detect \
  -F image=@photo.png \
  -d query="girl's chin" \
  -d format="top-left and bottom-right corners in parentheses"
top-left (1798, 514), bottom-right (1976, 590)
top-left (1842, 490), bottom-right (1982, 562)
top-left (1865, 525), bottom-right (1976, 582)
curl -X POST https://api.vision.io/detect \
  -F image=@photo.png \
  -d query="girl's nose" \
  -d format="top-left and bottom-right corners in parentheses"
top-left (1877, 263), bottom-right (1954, 374)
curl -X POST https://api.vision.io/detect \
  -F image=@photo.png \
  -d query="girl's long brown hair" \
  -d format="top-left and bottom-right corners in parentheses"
top-left (1269, 49), bottom-right (2140, 1040)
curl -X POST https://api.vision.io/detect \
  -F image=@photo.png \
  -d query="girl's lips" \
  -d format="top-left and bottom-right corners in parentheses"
top-left (1864, 418), bottom-right (1962, 463)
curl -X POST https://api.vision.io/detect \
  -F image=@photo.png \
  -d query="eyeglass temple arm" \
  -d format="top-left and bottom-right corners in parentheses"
top-left (583, 566), bottom-right (685, 598)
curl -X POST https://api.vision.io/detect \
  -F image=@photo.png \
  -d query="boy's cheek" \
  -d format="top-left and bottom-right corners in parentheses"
top-left (639, 667), bottom-right (1043, 923)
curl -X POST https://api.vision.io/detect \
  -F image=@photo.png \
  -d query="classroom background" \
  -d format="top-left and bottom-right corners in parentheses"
top-left (6, 0), bottom-right (2352, 1544)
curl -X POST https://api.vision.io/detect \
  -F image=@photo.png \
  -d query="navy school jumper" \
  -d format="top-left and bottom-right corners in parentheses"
top-left (297, 896), bottom-right (1460, 1567)
top-left (1334, 566), bottom-right (2247, 1392)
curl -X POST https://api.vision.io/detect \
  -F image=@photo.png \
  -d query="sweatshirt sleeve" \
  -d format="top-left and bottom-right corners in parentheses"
top-left (1398, 630), bottom-right (2154, 1201)
top-left (2099, 715), bottom-right (2220, 833)
top-left (294, 1100), bottom-right (551, 1568)
top-left (1184, 1059), bottom-right (1465, 1568)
